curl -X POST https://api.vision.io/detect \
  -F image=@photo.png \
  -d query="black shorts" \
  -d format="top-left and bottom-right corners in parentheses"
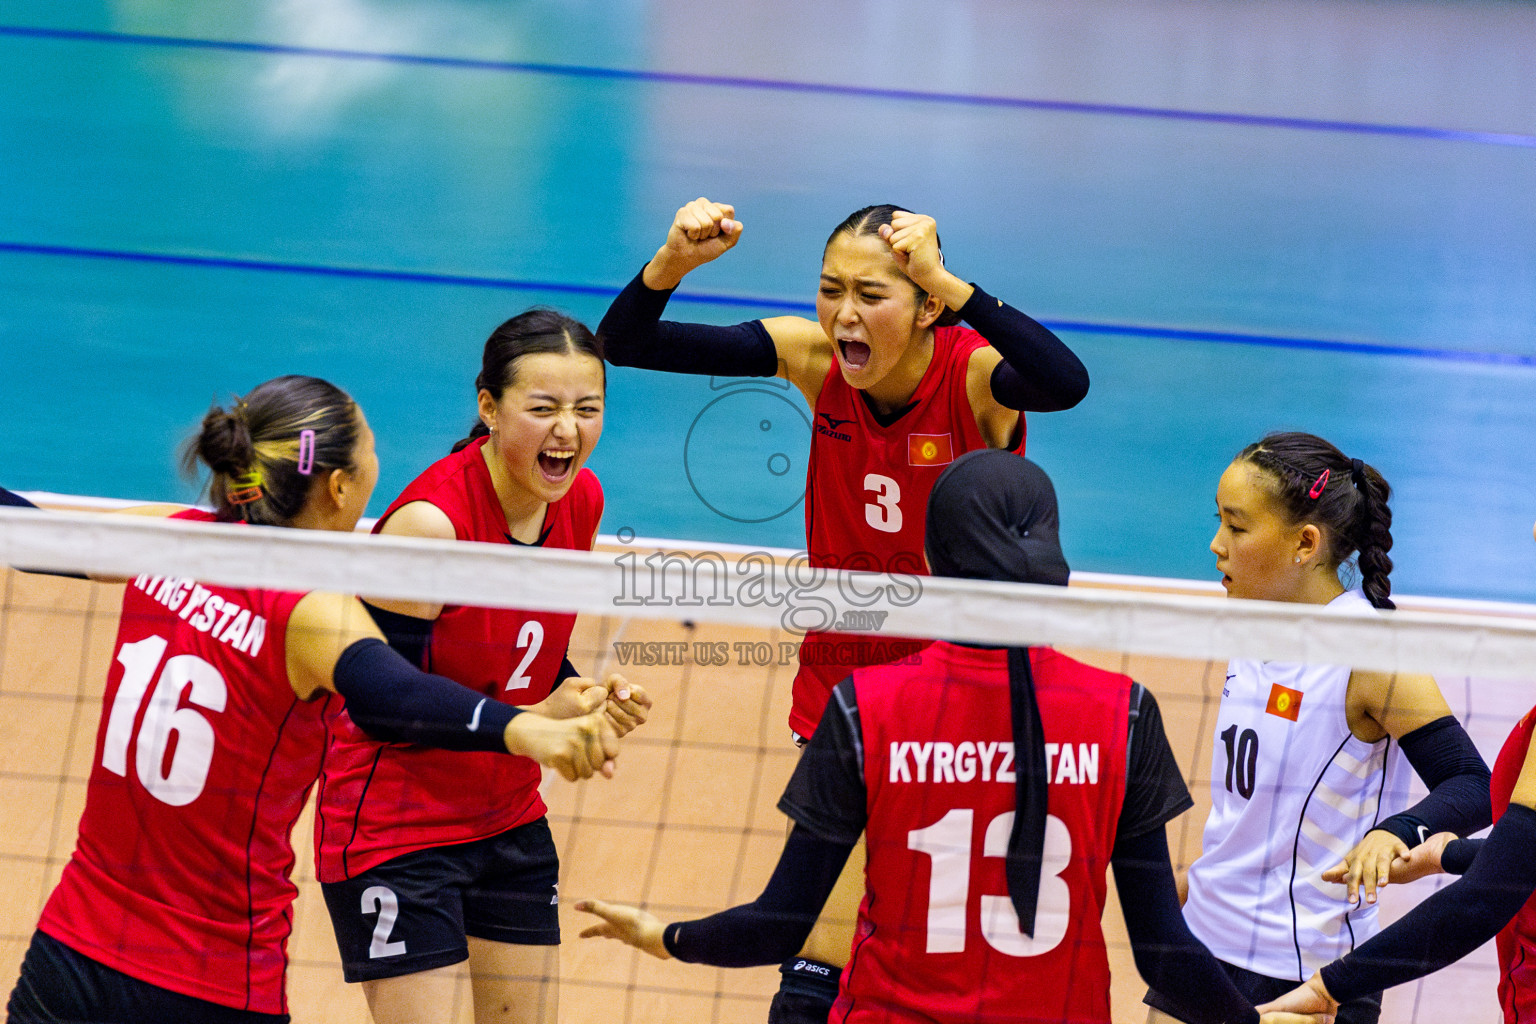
top-left (1145, 959), bottom-right (1381, 1024)
top-left (321, 817), bottom-right (561, 983)
top-left (7, 929), bottom-right (290, 1024)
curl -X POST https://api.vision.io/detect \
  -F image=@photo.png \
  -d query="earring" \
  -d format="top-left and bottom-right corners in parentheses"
top-left (1294, 557), bottom-right (1301, 563)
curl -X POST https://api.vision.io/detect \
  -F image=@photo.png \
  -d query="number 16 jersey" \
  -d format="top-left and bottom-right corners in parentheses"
top-left (39, 509), bottom-right (321, 1015)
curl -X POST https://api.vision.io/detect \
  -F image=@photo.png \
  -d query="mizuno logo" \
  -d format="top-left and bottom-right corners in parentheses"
top-left (818, 413), bottom-right (852, 431)
top-left (467, 698), bottom-right (486, 732)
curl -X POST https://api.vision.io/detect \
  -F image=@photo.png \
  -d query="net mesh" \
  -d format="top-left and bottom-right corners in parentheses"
top-left (0, 506), bottom-right (1532, 1023)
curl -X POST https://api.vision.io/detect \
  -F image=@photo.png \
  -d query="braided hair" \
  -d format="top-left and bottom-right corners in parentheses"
top-left (1235, 432), bottom-right (1395, 609)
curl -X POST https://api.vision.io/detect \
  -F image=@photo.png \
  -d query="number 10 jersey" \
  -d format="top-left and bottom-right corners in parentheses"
top-left (1183, 588), bottom-right (1411, 981)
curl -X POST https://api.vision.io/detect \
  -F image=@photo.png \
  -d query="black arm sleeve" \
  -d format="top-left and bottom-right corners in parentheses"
top-left (778, 678), bottom-right (869, 845)
top-left (1112, 827), bottom-right (1259, 1024)
top-left (1442, 837), bottom-right (1484, 875)
top-left (597, 268), bottom-right (779, 377)
top-left (1320, 803), bottom-right (1536, 1003)
top-left (556, 657), bottom-right (580, 684)
top-left (0, 487), bottom-right (90, 579)
top-left (662, 825), bottom-right (855, 967)
top-left (332, 638), bottom-right (520, 751)
top-left (1373, 715), bottom-right (1492, 847)
top-left (1117, 685), bottom-right (1195, 841)
top-left (959, 285), bottom-right (1088, 412)
top-left (361, 601), bottom-right (434, 668)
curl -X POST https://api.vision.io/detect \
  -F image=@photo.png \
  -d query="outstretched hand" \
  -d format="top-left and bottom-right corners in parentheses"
top-left (646, 197), bottom-right (742, 289)
top-left (1322, 828), bottom-right (1408, 905)
top-left (575, 898), bottom-right (670, 959)
top-left (504, 708), bottom-right (620, 781)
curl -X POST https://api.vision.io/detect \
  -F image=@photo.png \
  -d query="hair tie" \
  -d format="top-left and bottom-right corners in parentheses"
top-left (228, 468), bottom-right (264, 505)
top-left (1349, 458), bottom-right (1366, 488)
top-left (297, 429), bottom-right (316, 475)
top-left (1307, 468), bottom-right (1330, 500)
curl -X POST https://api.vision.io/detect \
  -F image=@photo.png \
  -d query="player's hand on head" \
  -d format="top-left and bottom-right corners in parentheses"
top-left (601, 675), bottom-right (651, 737)
top-left (648, 198), bottom-right (742, 288)
top-left (574, 898), bottom-right (671, 959)
top-left (1256, 973), bottom-right (1338, 1023)
top-left (1386, 830), bottom-right (1457, 885)
top-left (1325, 828), bottom-right (1408, 905)
top-left (878, 211), bottom-right (945, 292)
top-left (505, 708), bottom-right (620, 781)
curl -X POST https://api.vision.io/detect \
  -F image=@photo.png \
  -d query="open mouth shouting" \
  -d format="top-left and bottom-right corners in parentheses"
top-left (537, 448), bottom-right (577, 483)
top-left (837, 338), bottom-right (872, 372)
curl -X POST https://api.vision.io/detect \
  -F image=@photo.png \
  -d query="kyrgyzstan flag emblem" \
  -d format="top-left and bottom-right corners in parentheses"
top-left (1266, 683), bottom-right (1303, 722)
top-left (908, 433), bottom-right (954, 467)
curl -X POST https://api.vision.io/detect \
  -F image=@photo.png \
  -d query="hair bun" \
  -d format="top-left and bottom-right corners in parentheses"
top-left (196, 405), bottom-right (253, 477)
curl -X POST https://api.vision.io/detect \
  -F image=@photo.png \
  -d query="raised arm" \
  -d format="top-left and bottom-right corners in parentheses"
top-left (598, 198), bottom-right (831, 400)
top-left (879, 212), bottom-right (1088, 424)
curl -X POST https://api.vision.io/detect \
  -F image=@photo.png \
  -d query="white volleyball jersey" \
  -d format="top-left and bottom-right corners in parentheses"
top-left (1183, 589), bottom-right (1411, 981)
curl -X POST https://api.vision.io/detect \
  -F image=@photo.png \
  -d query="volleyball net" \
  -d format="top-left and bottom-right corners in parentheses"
top-left (1, 505), bottom-right (1533, 1023)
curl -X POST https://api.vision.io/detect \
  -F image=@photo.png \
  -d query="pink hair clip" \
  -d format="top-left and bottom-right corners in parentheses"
top-left (1308, 468), bottom-right (1330, 499)
top-left (297, 429), bottom-right (316, 476)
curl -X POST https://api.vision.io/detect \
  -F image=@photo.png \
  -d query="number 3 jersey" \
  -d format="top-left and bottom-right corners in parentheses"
top-left (781, 642), bottom-right (1196, 1024)
top-left (39, 509), bottom-right (321, 1015)
top-left (1183, 588), bottom-right (1411, 981)
top-left (793, 325), bottom-right (1025, 738)
top-left (314, 437), bottom-right (603, 882)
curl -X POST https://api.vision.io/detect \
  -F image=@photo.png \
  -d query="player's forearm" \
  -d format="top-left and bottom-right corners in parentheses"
top-left (960, 285), bottom-right (1089, 412)
top-left (1111, 828), bottom-right (1259, 1024)
top-left (598, 269), bottom-right (777, 377)
top-left (1320, 803), bottom-right (1536, 1002)
top-left (332, 638), bottom-right (520, 751)
top-left (663, 826), bottom-right (853, 967)
top-left (1376, 715), bottom-right (1492, 845)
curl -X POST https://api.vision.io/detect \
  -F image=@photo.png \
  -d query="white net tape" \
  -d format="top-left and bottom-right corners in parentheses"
top-left (4, 506), bottom-right (1535, 678)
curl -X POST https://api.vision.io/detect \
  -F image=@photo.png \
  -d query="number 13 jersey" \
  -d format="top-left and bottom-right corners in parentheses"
top-left (39, 509), bottom-right (321, 1015)
top-left (846, 644), bottom-right (1130, 1024)
top-left (1183, 588), bottom-right (1411, 981)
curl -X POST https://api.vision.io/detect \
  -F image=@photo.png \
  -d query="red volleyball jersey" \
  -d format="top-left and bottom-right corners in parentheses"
top-left (839, 644), bottom-right (1129, 1024)
top-left (39, 510), bottom-right (320, 1014)
top-left (1492, 704), bottom-right (1536, 1023)
top-left (314, 438), bottom-right (603, 881)
top-left (792, 325), bottom-right (1025, 737)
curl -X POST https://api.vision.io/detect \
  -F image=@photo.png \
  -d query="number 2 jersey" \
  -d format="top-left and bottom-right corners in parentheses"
top-left (314, 436), bottom-right (603, 882)
top-left (1182, 588), bottom-right (1411, 981)
top-left (792, 325), bottom-right (1025, 738)
top-left (38, 509), bottom-right (322, 1015)
top-left (781, 642), bottom-right (1192, 1024)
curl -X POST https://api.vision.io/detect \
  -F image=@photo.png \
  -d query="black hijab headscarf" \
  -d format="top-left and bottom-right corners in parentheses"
top-left (925, 450), bottom-right (1069, 936)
